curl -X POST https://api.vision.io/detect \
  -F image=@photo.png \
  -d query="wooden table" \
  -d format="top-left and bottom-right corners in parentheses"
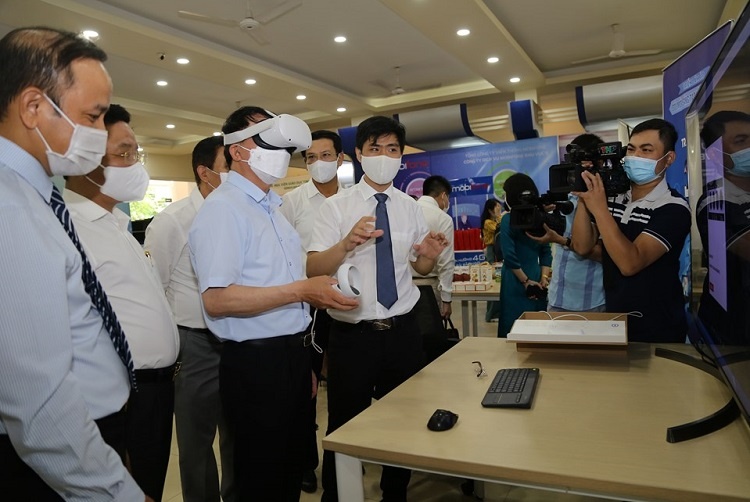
top-left (452, 283), bottom-right (500, 337)
top-left (323, 337), bottom-right (750, 501)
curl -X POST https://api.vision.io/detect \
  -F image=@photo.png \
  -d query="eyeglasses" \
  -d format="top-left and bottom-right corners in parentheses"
top-left (108, 150), bottom-right (144, 164)
top-left (472, 361), bottom-right (487, 378)
top-left (305, 152), bottom-right (338, 163)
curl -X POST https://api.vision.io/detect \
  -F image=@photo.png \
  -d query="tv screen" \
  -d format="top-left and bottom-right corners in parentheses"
top-left (686, 3), bottom-right (750, 428)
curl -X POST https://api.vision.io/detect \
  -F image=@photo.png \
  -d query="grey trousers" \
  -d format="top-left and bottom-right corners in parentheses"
top-left (174, 327), bottom-right (235, 502)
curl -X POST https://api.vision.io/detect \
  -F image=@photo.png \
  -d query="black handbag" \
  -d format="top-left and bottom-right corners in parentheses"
top-left (443, 317), bottom-right (460, 340)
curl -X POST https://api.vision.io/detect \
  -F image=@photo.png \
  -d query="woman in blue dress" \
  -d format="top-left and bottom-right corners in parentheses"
top-left (498, 173), bottom-right (552, 338)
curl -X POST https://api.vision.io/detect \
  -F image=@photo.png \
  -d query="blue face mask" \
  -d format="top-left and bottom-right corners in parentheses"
top-left (726, 147), bottom-right (750, 177)
top-left (622, 153), bottom-right (669, 185)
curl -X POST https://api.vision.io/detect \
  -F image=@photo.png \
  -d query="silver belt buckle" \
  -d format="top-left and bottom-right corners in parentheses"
top-left (372, 318), bottom-right (393, 330)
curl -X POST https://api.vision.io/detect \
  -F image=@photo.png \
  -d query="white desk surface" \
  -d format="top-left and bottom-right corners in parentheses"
top-left (323, 337), bottom-right (750, 502)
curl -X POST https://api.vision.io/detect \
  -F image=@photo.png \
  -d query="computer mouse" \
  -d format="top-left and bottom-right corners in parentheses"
top-left (427, 409), bottom-right (458, 431)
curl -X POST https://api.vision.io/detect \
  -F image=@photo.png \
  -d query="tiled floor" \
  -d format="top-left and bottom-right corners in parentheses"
top-left (162, 303), bottom-right (609, 501)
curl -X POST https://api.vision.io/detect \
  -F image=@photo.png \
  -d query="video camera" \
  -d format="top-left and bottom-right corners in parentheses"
top-left (548, 141), bottom-right (629, 198)
top-left (509, 191), bottom-right (573, 238)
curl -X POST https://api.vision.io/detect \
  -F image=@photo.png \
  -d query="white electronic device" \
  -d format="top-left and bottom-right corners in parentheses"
top-left (333, 263), bottom-right (361, 298)
top-left (222, 113), bottom-right (311, 153)
top-left (508, 317), bottom-right (627, 344)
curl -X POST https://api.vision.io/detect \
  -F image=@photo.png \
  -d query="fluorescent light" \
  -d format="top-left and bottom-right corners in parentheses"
top-left (487, 56), bottom-right (499, 64)
top-left (456, 28), bottom-right (470, 37)
top-left (166, 124), bottom-right (175, 129)
top-left (176, 58), bottom-right (190, 65)
top-left (337, 107), bottom-right (347, 112)
top-left (244, 78), bottom-right (257, 85)
top-left (156, 80), bottom-right (168, 86)
top-left (334, 35), bottom-right (347, 43)
top-left (509, 77), bottom-right (521, 83)
top-left (213, 131), bottom-right (222, 137)
top-left (80, 30), bottom-right (99, 40)
top-left (296, 94), bottom-right (307, 100)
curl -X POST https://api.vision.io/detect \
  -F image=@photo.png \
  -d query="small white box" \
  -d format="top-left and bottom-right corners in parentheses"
top-left (507, 312), bottom-right (628, 352)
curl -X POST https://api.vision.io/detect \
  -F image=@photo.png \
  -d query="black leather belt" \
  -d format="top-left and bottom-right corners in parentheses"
top-left (135, 363), bottom-right (179, 384)
top-left (336, 312), bottom-right (412, 331)
top-left (230, 331), bottom-right (312, 348)
top-left (177, 325), bottom-right (211, 335)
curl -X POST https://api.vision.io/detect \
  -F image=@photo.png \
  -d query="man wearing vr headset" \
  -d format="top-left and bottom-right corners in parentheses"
top-left (307, 115), bottom-right (448, 502)
top-left (279, 129), bottom-right (346, 493)
top-left (188, 106), bottom-right (358, 501)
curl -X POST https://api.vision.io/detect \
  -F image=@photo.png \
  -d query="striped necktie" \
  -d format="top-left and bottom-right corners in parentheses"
top-left (48, 186), bottom-right (137, 390)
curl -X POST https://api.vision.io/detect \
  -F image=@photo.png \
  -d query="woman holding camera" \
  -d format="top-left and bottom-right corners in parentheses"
top-left (497, 173), bottom-right (552, 338)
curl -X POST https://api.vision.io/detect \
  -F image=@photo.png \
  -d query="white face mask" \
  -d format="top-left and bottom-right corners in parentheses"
top-left (441, 193), bottom-right (450, 213)
top-left (87, 162), bottom-right (150, 202)
top-left (361, 155), bottom-right (402, 185)
top-left (205, 168), bottom-right (228, 190)
top-left (35, 94), bottom-right (108, 176)
top-left (238, 145), bottom-right (290, 185)
top-left (308, 159), bottom-right (338, 184)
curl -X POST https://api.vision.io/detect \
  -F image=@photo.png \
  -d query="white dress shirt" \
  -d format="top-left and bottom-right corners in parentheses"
top-left (144, 188), bottom-right (207, 328)
top-left (65, 189), bottom-right (179, 370)
top-left (0, 137), bottom-right (141, 500)
top-left (414, 195), bottom-right (455, 302)
top-left (189, 171), bottom-right (310, 341)
top-left (279, 179), bottom-right (343, 273)
top-left (309, 179), bottom-right (429, 324)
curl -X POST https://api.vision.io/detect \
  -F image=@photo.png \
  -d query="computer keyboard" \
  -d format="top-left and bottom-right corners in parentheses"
top-left (481, 367), bottom-right (540, 409)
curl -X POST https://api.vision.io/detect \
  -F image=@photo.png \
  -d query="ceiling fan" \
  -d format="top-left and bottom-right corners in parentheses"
top-left (372, 66), bottom-right (442, 97)
top-left (177, 0), bottom-right (302, 46)
top-left (571, 24), bottom-right (662, 65)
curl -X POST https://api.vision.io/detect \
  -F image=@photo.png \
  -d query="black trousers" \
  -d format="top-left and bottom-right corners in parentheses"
top-left (0, 408), bottom-right (127, 501)
top-left (305, 308), bottom-right (333, 473)
top-left (127, 367), bottom-right (176, 501)
top-left (412, 284), bottom-right (448, 365)
top-left (221, 333), bottom-right (312, 502)
top-left (321, 310), bottom-right (424, 502)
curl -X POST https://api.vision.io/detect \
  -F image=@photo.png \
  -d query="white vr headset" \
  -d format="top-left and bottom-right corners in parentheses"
top-left (223, 113), bottom-right (312, 154)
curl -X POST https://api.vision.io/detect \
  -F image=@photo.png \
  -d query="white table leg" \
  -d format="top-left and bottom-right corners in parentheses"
top-left (335, 452), bottom-right (364, 502)
top-left (470, 300), bottom-right (479, 337)
top-left (461, 300), bottom-right (470, 339)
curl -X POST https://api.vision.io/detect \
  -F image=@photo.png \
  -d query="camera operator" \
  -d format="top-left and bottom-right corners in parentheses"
top-left (527, 134), bottom-right (605, 313)
top-left (571, 119), bottom-right (690, 342)
top-left (497, 173), bottom-right (552, 338)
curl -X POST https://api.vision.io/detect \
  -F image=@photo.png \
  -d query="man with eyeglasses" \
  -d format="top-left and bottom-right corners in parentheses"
top-left (279, 129), bottom-right (345, 493)
top-left (65, 104), bottom-right (179, 501)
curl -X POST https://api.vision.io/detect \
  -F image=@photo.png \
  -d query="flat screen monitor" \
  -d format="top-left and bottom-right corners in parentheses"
top-left (686, 2), bottom-right (750, 429)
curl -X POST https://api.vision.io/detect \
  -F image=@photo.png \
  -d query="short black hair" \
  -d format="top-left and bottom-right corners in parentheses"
top-left (631, 118), bottom-right (678, 153)
top-left (302, 130), bottom-right (342, 158)
top-left (104, 103), bottom-right (130, 126)
top-left (192, 136), bottom-right (225, 185)
top-left (503, 173), bottom-right (539, 208)
top-left (221, 106), bottom-right (274, 166)
top-left (570, 133), bottom-right (603, 150)
top-left (423, 175), bottom-right (451, 197)
top-left (355, 116), bottom-right (406, 153)
top-left (0, 27), bottom-right (107, 120)
top-left (701, 110), bottom-right (750, 147)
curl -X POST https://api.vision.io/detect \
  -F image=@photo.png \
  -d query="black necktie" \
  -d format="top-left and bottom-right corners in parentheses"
top-left (48, 186), bottom-right (137, 390)
top-left (374, 193), bottom-right (398, 309)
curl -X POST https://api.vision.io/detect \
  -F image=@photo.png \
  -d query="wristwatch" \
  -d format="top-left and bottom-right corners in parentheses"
top-left (563, 237), bottom-right (572, 250)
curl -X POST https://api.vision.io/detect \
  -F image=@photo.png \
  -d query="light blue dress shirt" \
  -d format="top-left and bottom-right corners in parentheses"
top-left (547, 195), bottom-right (605, 311)
top-left (189, 171), bottom-right (310, 341)
top-left (0, 137), bottom-right (142, 500)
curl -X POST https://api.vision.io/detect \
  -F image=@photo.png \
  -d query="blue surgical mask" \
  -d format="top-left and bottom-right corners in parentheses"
top-left (725, 147), bottom-right (750, 177)
top-left (622, 153), bottom-right (669, 185)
